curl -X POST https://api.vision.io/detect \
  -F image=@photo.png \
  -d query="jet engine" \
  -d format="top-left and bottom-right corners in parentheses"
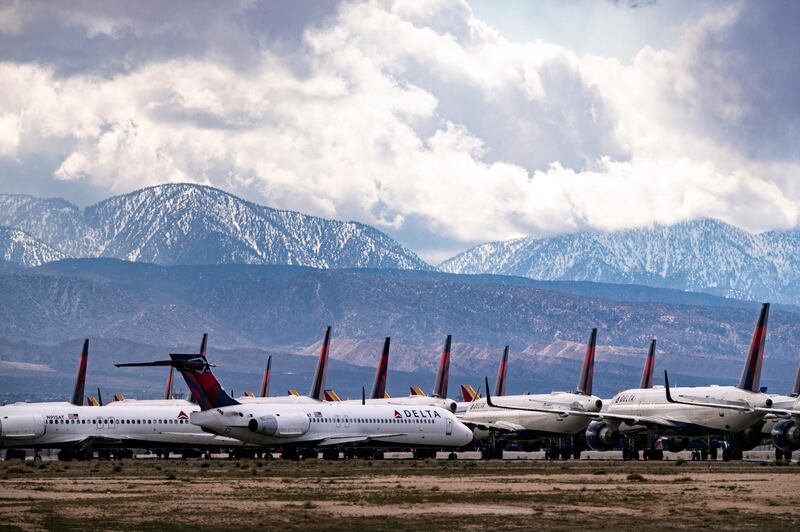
top-left (248, 413), bottom-right (310, 437)
top-left (585, 420), bottom-right (619, 451)
top-left (733, 424), bottom-right (765, 451)
top-left (771, 419), bottom-right (800, 453)
top-left (0, 415), bottom-right (46, 439)
top-left (659, 436), bottom-right (688, 453)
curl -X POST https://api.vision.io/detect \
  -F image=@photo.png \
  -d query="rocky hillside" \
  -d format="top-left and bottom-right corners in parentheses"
top-left (0, 184), bottom-right (429, 269)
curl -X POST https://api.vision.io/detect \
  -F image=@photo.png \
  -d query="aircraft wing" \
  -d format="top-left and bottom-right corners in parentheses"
top-left (315, 433), bottom-right (409, 447)
top-left (459, 419), bottom-right (525, 433)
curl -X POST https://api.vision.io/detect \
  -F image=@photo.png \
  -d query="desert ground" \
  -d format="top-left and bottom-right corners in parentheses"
top-left (0, 454), bottom-right (799, 531)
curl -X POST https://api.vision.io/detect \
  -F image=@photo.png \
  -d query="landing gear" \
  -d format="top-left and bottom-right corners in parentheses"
top-left (322, 449), bottom-right (340, 461)
top-left (480, 437), bottom-right (503, 460)
top-left (414, 448), bottom-right (438, 460)
top-left (281, 447), bottom-right (300, 461)
top-left (4, 448), bottom-right (25, 460)
top-left (722, 448), bottom-right (743, 461)
top-left (448, 452), bottom-right (458, 460)
top-left (622, 439), bottom-right (639, 461)
top-left (643, 449), bottom-right (663, 461)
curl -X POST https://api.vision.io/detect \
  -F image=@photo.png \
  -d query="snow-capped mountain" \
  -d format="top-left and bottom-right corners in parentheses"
top-left (0, 227), bottom-right (65, 266)
top-left (440, 219), bottom-right (800, 304)
top-left (0, 184), bottom-right (429, 269)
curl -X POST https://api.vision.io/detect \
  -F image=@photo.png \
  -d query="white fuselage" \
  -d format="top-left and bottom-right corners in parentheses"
top-left (342, 396), bottom-right (457, 413)
top-left (0, 400), bottom-right (246, 449)
top-left (190, 401), bottom-right (473, 448)
top-left (607, 385), bottom-right (771, 436)
top-left (460, 392), bottom-right (603, 437)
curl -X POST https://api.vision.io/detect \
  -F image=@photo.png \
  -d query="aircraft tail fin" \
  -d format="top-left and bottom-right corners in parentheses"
top-left (410, 385), bottom-right (426, 396)
top-left (640, 339), bottom-right (656, 389)
top-left (288, 389), bottom-right (300, 396)
top-left (113, 393), bottom-right (125, 402)
top-left (495, 345), bottom-right (509, 396)
top-left (244, 391), bottom-right (255, 398)
top-left (309, 326), bottom-right (332, 401)
top-left (383, 391), bottom-right (390, 399)
top-left (324, 389), bottom-right (341, 402)
top-left (370, 337), bottom-right (390, 400)
top-left (737, 303), bottom-right (769, 392)
top-left (792, 366), bottom-right (800, 397)
top-left (260, 355), bottom-right (272, 398)
top-left (86, 396), bottom-right (99, 406)
top-left (432, 335), bottom-right (452, 398)
top-left (576, 328), bottom-right (597, 396)
top-left (70, 339), bottom-right (89, 406)
top-left (164, 367), bottom-right (175, 400)
top-left (460, 384), bottom-right (480, 402)
top-left (168, 352), bottom-right (239, 410)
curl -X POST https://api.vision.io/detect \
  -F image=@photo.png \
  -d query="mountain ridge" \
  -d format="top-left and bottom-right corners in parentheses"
top-left (440, 218), bottom-right (800, 304)
top-left (0, 184), bottom-right (430, 270)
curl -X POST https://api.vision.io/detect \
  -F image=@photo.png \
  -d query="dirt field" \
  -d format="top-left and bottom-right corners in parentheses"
top-left (0, 457), bottom-right (798, 531)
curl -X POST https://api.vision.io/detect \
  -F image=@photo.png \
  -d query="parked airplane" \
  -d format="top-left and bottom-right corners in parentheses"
top-left (461, 329), bottom-right (603, 459)
top-left (343, 336), bottom-right (458, 417)
top-left (1, 339), bottom-right (92, 459)
top-left (486, 304), bottom-right (773, 461)
top-left (239, 328), bottom-right (331, 405)
top-left (129, 350), bottom-right (473, 460)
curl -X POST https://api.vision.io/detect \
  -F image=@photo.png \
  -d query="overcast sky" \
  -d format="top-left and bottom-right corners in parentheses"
top-left (1, 0), bottom-right (798, 262)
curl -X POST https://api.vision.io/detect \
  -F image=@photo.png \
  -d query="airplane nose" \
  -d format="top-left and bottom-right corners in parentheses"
top-left (457, 422), bottom-right (474, 446)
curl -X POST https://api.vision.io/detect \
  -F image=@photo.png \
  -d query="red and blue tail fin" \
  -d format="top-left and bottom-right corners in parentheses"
top-left (164, 367), bottom-right (175, 400)
top-left (71, 339), bottom-right (89, 406)
top-left (640, 339), bottom-right (656, 389)
top-left (432, 335), bottom-right (451, 398)
top-left (260, 355), bottom-right (272, 398)
top-left (309, 326), bottom-right (332, 401)
top-left (494, 345), bottom-right (509, 396)
top-left (169, 352), bottom-right (239, 410)
top-left (370, 337), bottom-right (390, 400)
top-left (737, 303), bottom-right (769, 392)
top-left (576, 328), bottom-right (597, 396)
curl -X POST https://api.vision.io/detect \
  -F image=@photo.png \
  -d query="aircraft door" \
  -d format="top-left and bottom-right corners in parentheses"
top-left (446, 418), bottom-right (453, 435)
top-left (343, 415), bottom-right (350, 428)
top-left (107, 417), bottom-right (115, 430)
top-left (335, 415), bottom-right (341, 428)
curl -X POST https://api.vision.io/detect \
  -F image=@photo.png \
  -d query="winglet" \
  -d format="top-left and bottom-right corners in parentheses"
top-left (640, 339), bottom-right (656, 389)
top-left (495, 345), bottom-right (509, 397)
top-left (260, 355), bottom-right (272, 398)
top-left (97, 387), bottom-right (103, 407)
top-left (576, 328), bottom-right (597, 396)
top-left (484, 376), bottom-right (495, 407)
top-left (309, 326), bottom-right (332, 401)
top-left (664, 370), bottom-right (675, 403)
top-left (370, 337), bottom-right (390, 400)
top-left (432, 335), bottom-right (452, 399)
top-left (71, 339), bottom-right (89, 406)
top-left (737, 303), bottom-right (769, 392)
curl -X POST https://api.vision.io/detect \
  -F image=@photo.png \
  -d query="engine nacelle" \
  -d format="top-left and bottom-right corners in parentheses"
top-left (771, 419), bottom-right (800, 453)
top-left (248, 413), bottom-right (310, 437)
top-left (0, 415), bottom-right (46, 439)
top-left (660, 436), bottom-right (688, 453)
top-left (734, 424), bottom-right (766, 451)
top-left (585, 420), bottom-right (619, 451)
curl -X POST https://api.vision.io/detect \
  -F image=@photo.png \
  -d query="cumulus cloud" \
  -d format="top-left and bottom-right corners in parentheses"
top-left (0, 0), bottom-right (799, 260)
